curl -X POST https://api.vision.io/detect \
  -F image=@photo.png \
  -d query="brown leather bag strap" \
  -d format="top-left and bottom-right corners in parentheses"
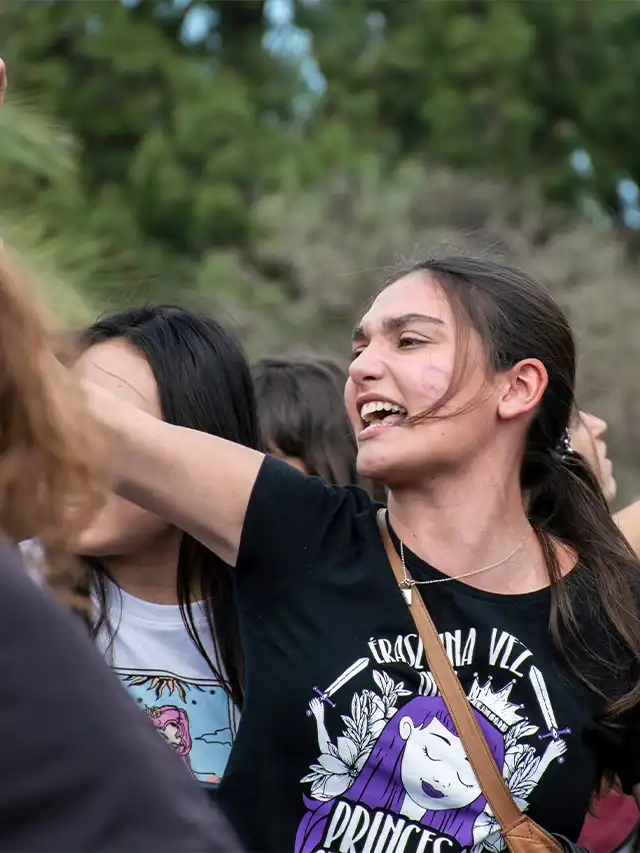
top-left (376, 510), bottom-right (525, 834)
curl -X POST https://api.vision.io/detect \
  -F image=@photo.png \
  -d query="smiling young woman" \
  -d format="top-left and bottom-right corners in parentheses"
top-left (82, 256), bottom-right (640, 853)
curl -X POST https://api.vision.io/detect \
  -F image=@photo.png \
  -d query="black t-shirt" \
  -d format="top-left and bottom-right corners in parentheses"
top-left (0, 538), bottom-right (240, 852)
top-left (217, 456), bottom-right (640, 853)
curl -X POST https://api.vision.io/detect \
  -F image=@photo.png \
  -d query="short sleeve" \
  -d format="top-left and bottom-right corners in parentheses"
top-left (235, 454), bottom-right (376, 594)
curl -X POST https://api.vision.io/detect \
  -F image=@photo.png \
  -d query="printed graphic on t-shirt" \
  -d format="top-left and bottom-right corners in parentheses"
top-left (296, 628), bottom-right (569, 853)
top-left (115, 667), bottom-right (236, 783)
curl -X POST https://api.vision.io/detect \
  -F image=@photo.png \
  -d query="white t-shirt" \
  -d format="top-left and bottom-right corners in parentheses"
top-left (18, 541), bottom-right (238, 781)
top-left (94, 579), bottom-right (239, 783)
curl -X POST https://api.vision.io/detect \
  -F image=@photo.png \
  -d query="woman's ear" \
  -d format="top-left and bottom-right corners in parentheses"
top-left (498, 359), bottom-right (548, 422)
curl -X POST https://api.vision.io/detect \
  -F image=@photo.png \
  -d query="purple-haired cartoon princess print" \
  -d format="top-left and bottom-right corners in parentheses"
top-left (296, 662), bottom-right (569, 853)
top-left (296, 695), bottom-right (503, 853)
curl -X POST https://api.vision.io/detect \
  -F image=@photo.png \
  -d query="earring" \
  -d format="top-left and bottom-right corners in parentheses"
top-left (556, 428), bottom-right (574, 457)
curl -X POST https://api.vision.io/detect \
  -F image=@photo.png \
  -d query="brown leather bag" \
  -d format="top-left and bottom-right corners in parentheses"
top-left (377, 511), bottom-right (562, 853)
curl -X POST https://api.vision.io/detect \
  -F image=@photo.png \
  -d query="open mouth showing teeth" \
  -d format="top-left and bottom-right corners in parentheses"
top-left (360, 401), bottom-right (408, 428)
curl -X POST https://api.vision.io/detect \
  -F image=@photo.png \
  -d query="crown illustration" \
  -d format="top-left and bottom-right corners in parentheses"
top-left (467, 675), bottom-right (525, 733)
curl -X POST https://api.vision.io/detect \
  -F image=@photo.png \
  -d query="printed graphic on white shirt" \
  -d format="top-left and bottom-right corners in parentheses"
top-left (116, 667), bottom-right (237, 783)
top-left (296, 628), bottom-right (569, 853)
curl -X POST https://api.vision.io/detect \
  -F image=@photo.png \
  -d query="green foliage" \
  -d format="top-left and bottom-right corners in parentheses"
top-left (294, 0), bottom-right (640, 221)
top-left (0, 0), bottom-right (304, 294)
top-left (1, 0), bottom-right (640, 497)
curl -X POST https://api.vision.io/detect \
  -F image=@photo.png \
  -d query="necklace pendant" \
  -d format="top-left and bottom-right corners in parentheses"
top-left (401, 584), bottom-right (412, 606)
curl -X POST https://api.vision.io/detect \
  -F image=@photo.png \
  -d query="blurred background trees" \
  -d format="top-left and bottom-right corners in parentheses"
top-left (1, 0), bottom-right (640, 500)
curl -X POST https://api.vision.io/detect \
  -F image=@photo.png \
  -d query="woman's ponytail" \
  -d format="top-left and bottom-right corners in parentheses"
top-left (524, 438), bottom-right (640, 727)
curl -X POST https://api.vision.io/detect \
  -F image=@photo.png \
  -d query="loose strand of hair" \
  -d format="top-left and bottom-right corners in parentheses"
top-left (177, 536), bottom-right (244, 710)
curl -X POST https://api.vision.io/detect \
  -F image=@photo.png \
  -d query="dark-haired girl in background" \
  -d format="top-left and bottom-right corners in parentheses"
top-left (83, 257), bottom-right (640, 853)
top-left (75, 305), bottom-right (261, 783)
top-left (253, 354), bottom-right (385, 499)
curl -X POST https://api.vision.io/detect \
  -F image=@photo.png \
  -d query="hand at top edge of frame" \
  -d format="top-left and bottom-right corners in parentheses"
top-left (0, 59), bottom-right (6, 105)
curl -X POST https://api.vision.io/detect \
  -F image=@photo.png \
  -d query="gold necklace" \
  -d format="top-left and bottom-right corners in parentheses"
top-left (398, 527), bottom-right (531, 604)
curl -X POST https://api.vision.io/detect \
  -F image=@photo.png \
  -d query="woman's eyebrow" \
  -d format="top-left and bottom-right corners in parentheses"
top-left (351, 313), bottom-right (444, 341)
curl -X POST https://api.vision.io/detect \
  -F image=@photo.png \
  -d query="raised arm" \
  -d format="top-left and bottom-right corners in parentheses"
top-left (85, 380), bottom-right (264, 566)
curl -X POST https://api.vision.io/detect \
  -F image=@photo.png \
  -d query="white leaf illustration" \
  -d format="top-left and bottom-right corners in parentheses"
top-left (505, 720), bottom-right (538, 749)
top-left (372, 670), bottom-right (387, 694)
top-left (302, 673), bottom-right (406, 803)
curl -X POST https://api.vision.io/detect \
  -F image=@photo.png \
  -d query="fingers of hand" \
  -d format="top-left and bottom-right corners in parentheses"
top-left (0, 59), bottom-right (6, 104)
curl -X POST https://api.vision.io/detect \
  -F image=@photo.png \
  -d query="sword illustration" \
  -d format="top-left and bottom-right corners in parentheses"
top-left (529, 666), bottom-right (571, 763)
top-left (305, 658), bottom-right (370, 716)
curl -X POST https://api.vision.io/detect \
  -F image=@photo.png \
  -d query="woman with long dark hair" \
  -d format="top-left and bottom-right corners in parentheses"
top-left (82, 256), bottom-right (640, 853)
top-left (75, 305), bottom-right (261, 782)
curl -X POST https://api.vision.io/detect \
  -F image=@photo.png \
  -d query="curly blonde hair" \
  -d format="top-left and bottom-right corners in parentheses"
top-left (0, 247), bottom-right (104, 606)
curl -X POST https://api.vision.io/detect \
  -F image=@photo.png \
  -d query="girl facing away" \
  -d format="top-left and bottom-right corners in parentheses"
top-left (81, 256), bottom-right (640, 853)
top-left (253, 353), bottom-right (386, 499)
top-left (74, 305), bottom-right (262, 783)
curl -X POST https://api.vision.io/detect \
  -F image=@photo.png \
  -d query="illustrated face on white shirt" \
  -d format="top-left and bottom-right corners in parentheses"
top-left (92, 580), bottom-right (239, 783)
top-left (399, 716), bottom-right (480, 811)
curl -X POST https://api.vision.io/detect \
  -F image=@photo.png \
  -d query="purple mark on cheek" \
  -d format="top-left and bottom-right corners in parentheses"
top-left (420, 364), bottom-right (450, 401)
